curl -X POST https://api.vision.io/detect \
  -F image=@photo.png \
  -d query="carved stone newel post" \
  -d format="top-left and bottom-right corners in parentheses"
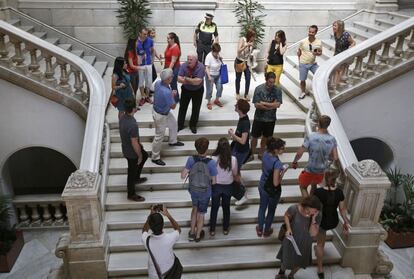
top-left (61, 170), bottom-right (108, 279)
top-left (333, 160), bottom-right (392, 274)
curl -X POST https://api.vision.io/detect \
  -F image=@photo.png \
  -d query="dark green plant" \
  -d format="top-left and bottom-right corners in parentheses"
top-left (233, 0), bottom-right (266, 47)
top-left (385, 167), bottom-right (404, 207)
top-left (117, 0), bottom-right (152, 39)
top-left (0, 195), bottom-right (17, 255)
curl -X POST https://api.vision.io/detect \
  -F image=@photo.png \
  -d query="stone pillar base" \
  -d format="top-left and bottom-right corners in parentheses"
top-left (333, 224), bottom-right (386, 274)
top-left (66, 231), bottom-right (109, 279)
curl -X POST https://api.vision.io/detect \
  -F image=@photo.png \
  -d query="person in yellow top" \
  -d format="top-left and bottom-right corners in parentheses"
top-left (193, 13), bottom-right (219, 63)
top-left (297, 25), bottom-right (322, 99)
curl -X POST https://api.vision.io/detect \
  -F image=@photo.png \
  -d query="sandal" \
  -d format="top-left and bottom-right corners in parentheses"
top-left (207, 103), bottom-right (213, 110)
top-left (214, 99), bottom-right (224, 107)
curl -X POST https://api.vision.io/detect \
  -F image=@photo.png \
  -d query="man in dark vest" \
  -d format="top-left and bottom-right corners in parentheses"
top-left (193, 13), bottom-right (219, 63)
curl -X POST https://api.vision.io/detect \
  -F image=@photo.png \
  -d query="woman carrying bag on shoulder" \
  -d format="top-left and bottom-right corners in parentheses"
top-left (256, 137), bottom-right (288, 237)
top-left (111, 56), bottom-right (135, 119)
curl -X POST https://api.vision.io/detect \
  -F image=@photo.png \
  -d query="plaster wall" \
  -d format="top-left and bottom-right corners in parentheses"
top-left (16, 0), bottom-right (372, 61)
top-left (0, 79), bottom-right (85, 174)
top-left (336, 70), bottom-right (414, 173)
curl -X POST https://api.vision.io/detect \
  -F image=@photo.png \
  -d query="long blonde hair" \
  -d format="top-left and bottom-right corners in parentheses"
top-left (334, 20), bottom-right (345, 37)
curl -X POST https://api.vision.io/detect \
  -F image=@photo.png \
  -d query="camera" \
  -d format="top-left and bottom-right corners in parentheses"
top-left (152, 203), bottom-right (164, 212)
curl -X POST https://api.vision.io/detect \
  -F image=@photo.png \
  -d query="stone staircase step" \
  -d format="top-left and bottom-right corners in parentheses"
top-left (19, 25), bottom-right (34, 33)
top-left (108, 223), bottom-right (334, 252)
top-left (106, 168), bottom-right (304, 192)
top-left (107, 110), bottom-right (306, 130)
top-left (32, 31), bottom-right (47, 39)
top-left (346, 26), bottom-right (371, 41)
top-left (83, 55), bottom-right (97, 65)
top-left (108, 152), bottom-right (308, 175)
top-left (107, 242), bottom-right (340, 277)
top-left (45, 37), bottom-right (60, 45)
top-left (105, 185), bottom-right (302, 210)
top-left (353, 21), bottom-right (386, 35)
top-left (57, 43), bottom-right (72, 52)
top-left (374, 18), bottom-right (396, 28)
top-left (6, 18), bottom-right (21, 26)
top-left (106, 203), bottom-right (294, 230)
top-left (280, 75), bottom-right (313, 112)
top-left (94, 61), bottom-right (109, 77)
top-left (110, 137), bottom-right (304, 158)
top-left (70, 49), bottom-right (84, 58)
top-left (110, 124), bottom-right (305, 143)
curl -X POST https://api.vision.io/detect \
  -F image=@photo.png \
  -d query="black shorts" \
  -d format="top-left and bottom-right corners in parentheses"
top-left (251, 120), bottom-right (275, 138)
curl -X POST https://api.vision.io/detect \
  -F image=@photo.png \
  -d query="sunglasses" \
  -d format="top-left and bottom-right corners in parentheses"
top-left (309, 44), bottom-right (312, 51)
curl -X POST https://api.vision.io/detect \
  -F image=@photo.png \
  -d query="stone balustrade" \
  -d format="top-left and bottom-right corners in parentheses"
top-left (13, 194), bottom-right (68, 228)
top-left (308, 17), bottom-right (414, 275)
top-left (0, 21), bottom-right (90, 110)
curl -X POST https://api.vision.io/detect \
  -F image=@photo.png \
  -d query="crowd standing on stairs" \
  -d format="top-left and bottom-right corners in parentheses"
top-left (110, 16), bottom-right (354, 279)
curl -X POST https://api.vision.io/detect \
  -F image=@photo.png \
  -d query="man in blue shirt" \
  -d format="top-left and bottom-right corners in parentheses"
top-left (137, 27), bottom-right (161, 105)
top-left (151, 69), bottom-right (184, 166)
top-left (177, 53), bottom-right (205, 134)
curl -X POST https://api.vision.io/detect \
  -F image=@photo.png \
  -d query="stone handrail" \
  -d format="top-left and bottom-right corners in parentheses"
top-left (0, 6), bottom-right (115, 63)
top-left (311, 17), bottom-right (414, 170)
top-left (0, 20), bottom-right (107, 172)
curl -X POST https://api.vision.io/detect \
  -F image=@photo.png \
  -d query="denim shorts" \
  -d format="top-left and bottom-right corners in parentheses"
top-left (189, 189), bottom-right (211, 213)
top-left (299, 63), bottom-right (319, 81)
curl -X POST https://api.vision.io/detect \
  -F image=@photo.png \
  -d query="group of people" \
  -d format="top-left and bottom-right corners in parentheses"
top-left (113, 14), bottom-right (356, 279)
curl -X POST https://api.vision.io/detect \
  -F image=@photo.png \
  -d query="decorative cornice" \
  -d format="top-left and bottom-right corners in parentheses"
top-left (352, 159), bottom-right (385, 177)
top-left (63, 170), bottom-right (97, 193)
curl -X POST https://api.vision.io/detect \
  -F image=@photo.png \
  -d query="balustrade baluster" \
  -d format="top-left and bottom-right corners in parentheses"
top-left (393, 34), bottom-right (406, 57)
top-left (406, 29), bottom-right (414, 59)
top-left (42, 53), bottom-right (56, 85)
top-left (73, 69), bottom-right (86, 101)
top-left (41, 204), bottom-right (53, 226)
top-left (309, 102), bottom-right (319, 131)
top-left (10, 38), bottom-right (25, 71)
top-left (365, 47), bottom-right (379, 77)
top-left (17, 205), bottom-right (31, 227)
top-left (351, 55), bottom-right (364, 84)
top-left (0, 33), bottom-right (10, 65)
top-left (29, 205), bottom-right (42, 227)
top-left (27, 46), bottom-right (41, 79)
top-left (57, 61), bottom-right (71, 92)
top-left (83, 73), bottom-right (90, 105)
top-left (54, 203), bottom-right (65, 226)
top-left (378, 39), bottom-right (395, 70)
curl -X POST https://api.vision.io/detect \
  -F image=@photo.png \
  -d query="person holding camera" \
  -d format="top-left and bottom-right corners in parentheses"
top-left (297, 25), bottom-right (322, 100)
top-left (142, 204), bottom-right (182, 279)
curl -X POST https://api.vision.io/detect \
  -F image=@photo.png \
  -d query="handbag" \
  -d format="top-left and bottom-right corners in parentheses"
top-left (220, 63), bottom-right (229, 84)
top-left (264, 161), bottom-right (281, 198)
top-left (235, 60), bottom-right (247, 73)
top-left (146, 236), bottom-right (183, 279)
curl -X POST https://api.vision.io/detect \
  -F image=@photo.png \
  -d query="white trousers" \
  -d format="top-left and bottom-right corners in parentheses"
top-left (138, 64), bottom-right (153, 90)
top-left (151, 109), bottom-right (178, 160)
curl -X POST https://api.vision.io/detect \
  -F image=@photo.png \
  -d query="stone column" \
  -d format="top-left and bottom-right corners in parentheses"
top-left (332, 160), bottom-right (392, 274)
top-left (61, 170), bottom-right (108, 279)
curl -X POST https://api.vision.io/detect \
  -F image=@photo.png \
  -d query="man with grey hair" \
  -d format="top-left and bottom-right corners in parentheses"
top-left (151, 68), bottom-right (184, 166)
top-left (177, 53), bottom-right (205, 134)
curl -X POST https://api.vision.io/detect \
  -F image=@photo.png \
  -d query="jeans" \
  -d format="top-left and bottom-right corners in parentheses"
top-left (235, 61), bottom-right (251, 96)
top-left (177, 86), bottom-right (204, 129)
top-left (258, 186), bottom-right (281, 232)
top-left (171, 67), bottom-right (179, 91)
top-left (210, 184), bottom-right (232, 231)
top-left (205, 74), bottom-right (223, 101)
top-left (126, 146), bottom-right (148, 197)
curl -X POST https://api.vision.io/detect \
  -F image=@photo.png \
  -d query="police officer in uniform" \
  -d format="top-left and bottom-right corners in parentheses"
top-left (193, 13), bottom-right (219, 63)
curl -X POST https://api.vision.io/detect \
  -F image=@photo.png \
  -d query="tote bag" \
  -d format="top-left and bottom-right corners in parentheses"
top-left (220, 63), bottom-right (229, 84)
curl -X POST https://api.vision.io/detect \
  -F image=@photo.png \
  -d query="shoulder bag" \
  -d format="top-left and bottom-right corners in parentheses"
top-left (264, 160), bottom-right (281, 198)
top-left (146, 235), bottom-right (183, 279)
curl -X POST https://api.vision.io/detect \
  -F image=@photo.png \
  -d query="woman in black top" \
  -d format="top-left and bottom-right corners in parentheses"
top-left (265, 30), bottom-right (287, 86)
top-left (228, 99), bottom-right (250, 205)
top-left (313, 170), bottom-right (350, 279)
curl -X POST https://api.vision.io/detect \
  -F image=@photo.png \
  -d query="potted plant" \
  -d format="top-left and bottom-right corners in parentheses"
top-left (380, 169), bottom-right (414, 249)
top-left (116, 0), bottom-right (152, 39)
top-left (233, 0), bottom-right (266, 47)
top-left (0, 195), bottom-right (24, 272)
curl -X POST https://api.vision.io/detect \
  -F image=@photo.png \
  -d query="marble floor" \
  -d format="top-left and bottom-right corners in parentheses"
top-left (1, 229), bottom-right (413, 279)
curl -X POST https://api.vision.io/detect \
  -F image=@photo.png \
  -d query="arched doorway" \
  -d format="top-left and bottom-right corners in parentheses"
top-left (2, 147), bottom-right (77, 195)
top-left (350, 138), bottom-right (394, 170)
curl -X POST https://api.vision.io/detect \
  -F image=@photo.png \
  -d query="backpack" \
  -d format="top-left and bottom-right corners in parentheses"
top-left (188, 156), bottom-right (212, 193)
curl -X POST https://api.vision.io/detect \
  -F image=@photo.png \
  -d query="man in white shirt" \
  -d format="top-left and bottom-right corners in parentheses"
top-left (142, 205), bottom-right (181, 279)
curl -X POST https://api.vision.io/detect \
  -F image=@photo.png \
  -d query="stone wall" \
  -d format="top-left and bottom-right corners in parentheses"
top-left (16, 0), bottom-right (376, 65)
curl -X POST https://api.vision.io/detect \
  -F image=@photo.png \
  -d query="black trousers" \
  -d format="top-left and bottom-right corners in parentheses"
top-left (126, 145), bottom-right (148, 197)
top-left (177, 86), bottom-right (204, 129)
top-left (197, 43), bottom-right (212, 64)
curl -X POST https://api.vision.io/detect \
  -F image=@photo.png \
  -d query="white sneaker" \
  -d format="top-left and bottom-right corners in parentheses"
top-left (235, 195), bottom-right (248, 206)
